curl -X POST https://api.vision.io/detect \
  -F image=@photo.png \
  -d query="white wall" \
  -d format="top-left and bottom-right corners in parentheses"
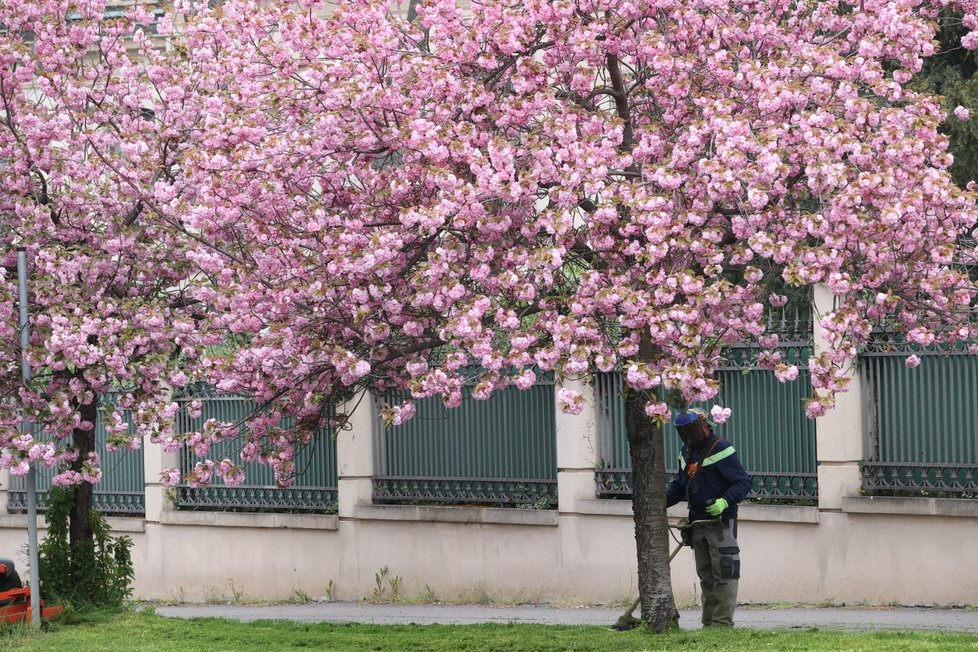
top-left (3, 497), bottom-right (976, 605)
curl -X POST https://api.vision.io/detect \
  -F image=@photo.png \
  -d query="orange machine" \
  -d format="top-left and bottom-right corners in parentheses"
top-left (0, 560), bottom-right (63, 624)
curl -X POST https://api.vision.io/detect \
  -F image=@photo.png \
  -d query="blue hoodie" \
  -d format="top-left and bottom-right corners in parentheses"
top-left (666, 433), bottom-right (751, 523)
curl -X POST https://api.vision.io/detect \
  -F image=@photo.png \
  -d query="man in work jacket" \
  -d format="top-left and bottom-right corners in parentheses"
top-left (666, 408), bottom-right (751, 628)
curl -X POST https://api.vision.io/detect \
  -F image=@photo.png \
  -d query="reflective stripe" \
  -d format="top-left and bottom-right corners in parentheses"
top-left (679, 453), bottom-right (686, 468)
top-left (702, 447), bottom-right (736, 467)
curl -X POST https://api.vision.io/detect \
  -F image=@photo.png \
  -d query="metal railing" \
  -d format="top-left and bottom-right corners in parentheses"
top-left (174, 392), bottom-right (338, 512)
top-left (7, 398), bottom-right (145, 515)
top-left (595, 318), bottom-right (818, 503)
top-left (373, 377), bottom-right (558, 507)
top-left (8, 392), bottom-right (339, 515)
top-left (861, 332), bottom-right (978, 496)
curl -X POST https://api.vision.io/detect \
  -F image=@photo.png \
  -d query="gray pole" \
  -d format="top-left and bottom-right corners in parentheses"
top-left (17, 248), bottom-right (41, 626)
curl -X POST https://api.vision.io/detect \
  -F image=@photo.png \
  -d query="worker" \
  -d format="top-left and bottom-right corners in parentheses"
top-left (667, 407), bottom-right (751, 628)
top-left (0, 558), bottom-right (21, 592)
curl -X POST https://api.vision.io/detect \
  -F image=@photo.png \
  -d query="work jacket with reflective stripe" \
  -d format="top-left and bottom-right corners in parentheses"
top-left (666, 433), bottom-right (751, 523)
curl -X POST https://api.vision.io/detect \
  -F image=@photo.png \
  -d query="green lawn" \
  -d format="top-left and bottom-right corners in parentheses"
top-left (4, 609), bottom-right (978, 651)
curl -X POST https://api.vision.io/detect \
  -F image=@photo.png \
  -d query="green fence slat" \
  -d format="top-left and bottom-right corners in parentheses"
top-left (8, 395), bottom-right (146, 515)
top-left (861, 333), bottom-right (978, 496)
top-left (175, 394), bottom-right (338, 512)
top-left (373, 377), bottom-right (557, 506)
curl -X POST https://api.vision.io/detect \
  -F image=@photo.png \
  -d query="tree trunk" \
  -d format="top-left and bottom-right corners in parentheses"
top-left (69, 397), bottom-right (97, 554)
top-left (625, 385), bottom-right (679, 632)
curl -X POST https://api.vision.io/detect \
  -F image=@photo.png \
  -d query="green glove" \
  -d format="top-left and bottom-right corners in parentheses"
top-left (706, 498), bottom-right (729, 516)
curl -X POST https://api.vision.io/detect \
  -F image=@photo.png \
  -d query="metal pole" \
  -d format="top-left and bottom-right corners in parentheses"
top-left (17, 248), bottom-right (41, 626)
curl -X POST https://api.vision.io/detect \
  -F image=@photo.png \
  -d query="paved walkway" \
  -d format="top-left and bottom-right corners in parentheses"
top-left (156, 602), bottom-right (978, 633)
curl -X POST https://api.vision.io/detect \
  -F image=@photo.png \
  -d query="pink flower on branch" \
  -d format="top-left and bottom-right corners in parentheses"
top-left (775, 364), bottom-right (800, 383)
top-left (710, 406), bottom-right (732, 424)
top-left (391, 401), bottom-right (416, 426)
top-left (160, 468), bottom-right (182, 487)
top-left (556, 388), bottom-right (585, 415)
top-left (644, 401), bottom-right (671, 422)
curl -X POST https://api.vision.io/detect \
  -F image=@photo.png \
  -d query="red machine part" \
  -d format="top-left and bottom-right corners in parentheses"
top-left (0, 563), bottom-right (64, 623)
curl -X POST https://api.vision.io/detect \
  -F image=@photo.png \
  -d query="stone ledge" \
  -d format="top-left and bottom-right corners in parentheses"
top-left (573, 500), bottom-right (818, 523)
top-left (574, 499), bottom-right (632, 517)
top-left (0, 514), bottom-right (146, 533)
top-left (158, 510), bottom-right (338, 530)
top-left (353, 504), bottom-right (558, 526)
top-left (844, 495), bottom-right (978, 518)
top-left (737, 503), bottom-right (819, 524)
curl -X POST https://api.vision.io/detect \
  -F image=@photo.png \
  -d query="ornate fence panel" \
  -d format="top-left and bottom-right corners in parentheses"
top-left (373, 378), bottom-right (557, 507)
top-left (595, 321), bottom-right (817, 502)
top-left (861, 334), bottom-right (978, 496)
top-left (174, 393), bottom-right (338, 513)
top-left (8, 397), bottom-right (145, 515)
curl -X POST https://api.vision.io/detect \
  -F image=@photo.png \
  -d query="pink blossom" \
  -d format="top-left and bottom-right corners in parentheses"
top-left (758, 334), bottom-right (780, 350)
top-left (27, 443), bottom-right (55, 465)
top-left (905, 354), bottom-right (922, 368)
top-left (775, 364), bottom-right (800, 383)
top-left (556, 388), bottom-right (585, 415)
top-left (168, 370), bottom-right (189, 387)
top-left (644, 401), bottom-right (670, 420)
top-left (892, 69), bottom-right (912, 85)
top-left (81, 468), bottom-right (102, 484)
top-left (513, 369), bottom-right (536, 390)
top-left (626, 365), bottom-right (656, 390)
top-left (955, 106), bottom-right (971, 121)
top-left (52, 470), bottom-right (83, 487)
top-left (160, 467), bottom-right (182, 487)
top-left (391, 401), bottom-right (416, 425)
top-left (217, 458), bottom-right (245, 488)
top-left (184, 460), bottom-right (215, 488)
top-left (805, 400), bottom-right (829, 419)
top-left (710, 406), bottom-right (732, 424)
top-left (758, 351), bottom-right (783, 369)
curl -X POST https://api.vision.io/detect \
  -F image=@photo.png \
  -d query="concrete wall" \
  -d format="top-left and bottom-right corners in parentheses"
top-left (1, 287), bottom-right (976, 605)
top-left (1, 493), bottom-right (975, 606)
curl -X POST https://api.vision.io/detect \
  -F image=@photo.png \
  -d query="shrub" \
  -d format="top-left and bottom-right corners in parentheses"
top-left (38, 487), bottom-right (134, 608)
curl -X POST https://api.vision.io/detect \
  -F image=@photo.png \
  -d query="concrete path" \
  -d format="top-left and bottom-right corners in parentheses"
top-left (155, 602), bottom-right (978, 633)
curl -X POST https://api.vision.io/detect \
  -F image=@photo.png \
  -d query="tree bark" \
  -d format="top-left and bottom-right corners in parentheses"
top-left (602, 55), bottom-right (677, 628)
top-left (69, 397), bottom-right (97, 554)
top-left (625, 387), bottom-right (679, 631)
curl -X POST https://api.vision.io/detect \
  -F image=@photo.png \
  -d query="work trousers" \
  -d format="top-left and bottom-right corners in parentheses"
top-left (690, 519), bottom-right (740, 627)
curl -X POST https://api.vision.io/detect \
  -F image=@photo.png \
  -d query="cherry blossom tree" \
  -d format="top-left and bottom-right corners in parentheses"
top-left (0, 1), bottom-right (208, 570)
top-left (150, 0), bottom-right (978, 628)
top-left (161, 0), bottom-right (978, 629)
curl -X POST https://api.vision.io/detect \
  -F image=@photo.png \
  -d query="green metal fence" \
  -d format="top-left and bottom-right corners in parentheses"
top-left (861, 333), bottom-right (978, 495)
top-left (595, 334), bottom-right (818, 502)
top-left (373, 378), bottom-right (558, 507)
top-left (174, 393), bottom-right (338, 513)
top-left (7, 398), bottom-right (145, 515)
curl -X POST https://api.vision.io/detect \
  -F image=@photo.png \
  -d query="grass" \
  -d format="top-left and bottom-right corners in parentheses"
top-left (3, 608), bottom-right (978, 651)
